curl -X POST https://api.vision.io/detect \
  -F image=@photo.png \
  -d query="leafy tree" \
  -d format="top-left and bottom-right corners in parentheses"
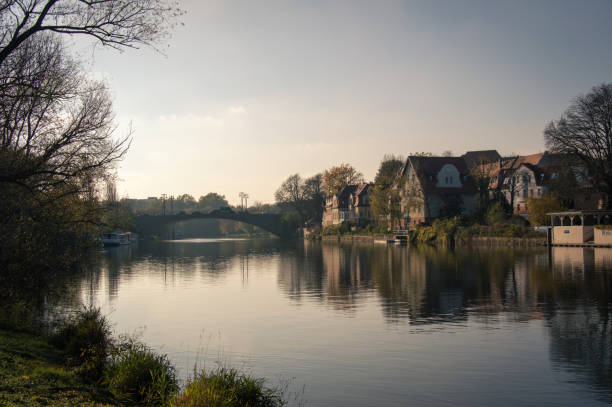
top-left (370, 155), bottom-right (404, 228)
top-left (322, 163), bottom-right (364, 194)
top-left (486, 202), bottom-right (506, 226)
top-left (197, 193), bottom-right (229, 212)
top-left (373, 154), bottom-right (404, 186)
top-left (544, 83), bottom-right (612, 207)
top-left (302, 173), bottom-right (325, 223)
top-left (102, 201), bottom-right (135, 231)
top-left (527, 195), bottom-right (566, 226)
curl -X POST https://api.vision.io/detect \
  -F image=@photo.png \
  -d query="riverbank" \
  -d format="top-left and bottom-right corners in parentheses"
top-left (0, 310), bottom-right (289, 407)
top-left (316, 220), bottom-right (547, 247)
top-left (0, 328), bottom-right (112, 406)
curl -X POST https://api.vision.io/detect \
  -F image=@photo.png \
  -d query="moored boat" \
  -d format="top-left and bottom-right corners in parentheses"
top-left (101, 230), bottom-right (132, 247)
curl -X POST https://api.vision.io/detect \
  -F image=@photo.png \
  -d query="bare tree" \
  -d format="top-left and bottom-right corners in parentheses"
top-left (545, 83), bottom-right (612, 205)
top-left (0, 0), bottom-right (183, 67)
top-left (275, 174), bottom-right (307, 221)
top-left (0, 34), bottom-right (129, 199)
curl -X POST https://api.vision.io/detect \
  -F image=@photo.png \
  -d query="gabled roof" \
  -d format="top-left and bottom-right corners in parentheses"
top-left (354, 183), bottom-right (372, 197)
top-left (402, 156), bottom-right (476, 195)
top-left (513, 152), bottom-right (546, 166)
top-left (331, 183), bottom-right (373, 208)
top-left (461, 150), bottom-right (501, 169)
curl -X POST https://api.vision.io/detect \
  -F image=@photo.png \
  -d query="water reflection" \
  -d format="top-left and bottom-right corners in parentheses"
top-left (76, 240), bottom-right (612, 406)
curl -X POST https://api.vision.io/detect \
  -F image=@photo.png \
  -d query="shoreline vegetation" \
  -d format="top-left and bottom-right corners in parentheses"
top-left (0, 309), bottom-right (289, 407)
top-left (314, 215), bottom-right (547, 247)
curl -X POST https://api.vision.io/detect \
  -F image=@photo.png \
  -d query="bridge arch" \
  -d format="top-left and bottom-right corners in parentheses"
top-left (134, 210), bottom-right (295, 238)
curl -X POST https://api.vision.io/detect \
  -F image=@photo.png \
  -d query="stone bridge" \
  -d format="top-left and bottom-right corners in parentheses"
top-left (134, 210), bottom-right (296, 238)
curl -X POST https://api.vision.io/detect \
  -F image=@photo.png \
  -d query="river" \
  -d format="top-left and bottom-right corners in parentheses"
top-left (72, 238), bottom-right (612, 406)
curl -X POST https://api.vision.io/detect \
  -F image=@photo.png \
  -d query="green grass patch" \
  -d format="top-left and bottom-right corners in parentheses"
top-left (0, 328), bottom-right (113, 406)
top-left (105, 337), bottom-right (178, 406)
top-left (174, 367), bottom-right (286, 407)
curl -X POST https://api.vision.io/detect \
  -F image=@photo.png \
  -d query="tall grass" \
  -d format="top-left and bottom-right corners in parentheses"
top-left (50, 307), bottom-right (112, 382)
top-left (13, 305), bottom-right (293, 407)
top-left (105, 337), bottom-right (178, 406)
top-left (174, 367), bottom-right (287, 407)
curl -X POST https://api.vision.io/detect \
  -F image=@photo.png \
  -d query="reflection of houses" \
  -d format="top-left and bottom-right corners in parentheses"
top-left (395, 156), bottom-right (476, 227)
top-left (322, 183), bottom-right (373, 227)
top-left (321, 242), bottom-right (371, 310)
top-left (551, 247), bottom-right (594, 273)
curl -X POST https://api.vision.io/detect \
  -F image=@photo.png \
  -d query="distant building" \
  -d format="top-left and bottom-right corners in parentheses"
top-left (395, 156), bottom-right (476, 227)
top-left (322, 183), bottom-right (373, 227)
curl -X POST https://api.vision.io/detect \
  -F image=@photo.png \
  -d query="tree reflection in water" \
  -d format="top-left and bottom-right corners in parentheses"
top-left (74, 240), bottom-right (612, 403)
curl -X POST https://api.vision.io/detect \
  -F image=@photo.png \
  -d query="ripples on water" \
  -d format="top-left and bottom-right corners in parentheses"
top-left (70, 239), bottom-right (612, 407)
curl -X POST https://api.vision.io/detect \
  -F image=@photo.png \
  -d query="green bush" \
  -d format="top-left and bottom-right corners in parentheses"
top-left (322, 222), bottom-right (351, 236)
top-left (105, 337), bottom-right (178, 406)
top-left (485, 202), bottom-right (506, 226)
top-left (174, 367), bottom-right (286, 407)
top-left (0, 300), bottom-right (38, 331)
top-left (50, 307), bottom-right (111, 382)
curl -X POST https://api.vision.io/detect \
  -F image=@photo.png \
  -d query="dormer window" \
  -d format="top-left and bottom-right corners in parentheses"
top-left (436, 164), bottom-right (461, 188)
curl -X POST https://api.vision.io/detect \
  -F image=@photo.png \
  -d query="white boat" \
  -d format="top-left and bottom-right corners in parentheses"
top-left (102, 230), bottom-right (131, 247)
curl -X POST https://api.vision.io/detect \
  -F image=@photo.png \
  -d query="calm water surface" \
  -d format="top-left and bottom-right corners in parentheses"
top-left (75, 239), bottom-right (611, 406)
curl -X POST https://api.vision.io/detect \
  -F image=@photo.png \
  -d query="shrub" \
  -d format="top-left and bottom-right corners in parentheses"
top-left (0, 300), bottom-right (38, 332)
top-left (105, 338), bottom-right (178, 406)
top-left (527, 195), bottom-right (566, 226)
top-left (51, 307), bottom-right (111, 382)
top-left (174, 367), bottom-right (286, 407)
top-left (322, 222), bottom-right (351, 236)
top-left (485, 202), bottom-right (506, 226)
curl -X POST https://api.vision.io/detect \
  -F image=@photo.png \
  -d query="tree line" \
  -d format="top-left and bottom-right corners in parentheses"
top-left (0, 1), bottom-right (182, 305)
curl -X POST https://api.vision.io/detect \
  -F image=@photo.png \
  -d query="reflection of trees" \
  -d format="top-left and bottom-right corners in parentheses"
top-left (276, 240), bottom-right (325, 303)
top-left (548, 305), bottom-right (611, 402)
top-left (322, 241), bottom-right (375, 312)
top-left (76, 239), bottom-right (287, 304)
top-left (284, 241), bottom-right (563, 324)
top-left (372, 246), bottom-right (537, 324)
top-left (545, 247), bottom-right (612, 402)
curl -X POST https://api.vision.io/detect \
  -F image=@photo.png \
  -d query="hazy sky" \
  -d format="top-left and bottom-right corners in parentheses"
top-left (83, 0), bottom-right (612, 204)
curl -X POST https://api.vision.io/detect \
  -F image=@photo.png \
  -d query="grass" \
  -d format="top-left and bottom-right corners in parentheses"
top-left (1, 308), bottom-right (291, 407)
top-left (50, 307), bottom-right (112, 382)
top-left (0, 328), bottom-right (113, 406)
top-left (174, 367), bottom-right (286, 407)
top-left (105, 337), bottom-right (178, 407)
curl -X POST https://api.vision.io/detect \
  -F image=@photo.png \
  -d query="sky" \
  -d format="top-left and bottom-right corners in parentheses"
top-left (80, 0), bottom-right (612, 205)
